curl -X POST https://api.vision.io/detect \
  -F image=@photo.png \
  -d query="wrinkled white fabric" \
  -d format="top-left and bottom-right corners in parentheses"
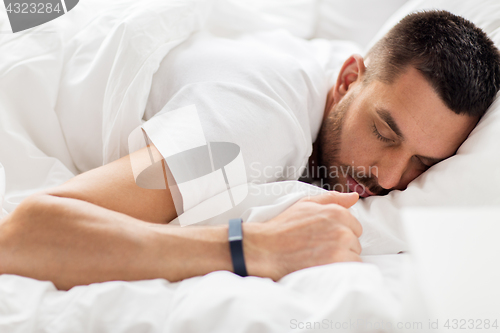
top-left (315, 0), bottom-right (409, 51)
top-left (0, 0), bottom-right (211, 212)
top-left (0, 254), bottom-right (413, 333)
top-left (143, 29), bottom-right (329, 185)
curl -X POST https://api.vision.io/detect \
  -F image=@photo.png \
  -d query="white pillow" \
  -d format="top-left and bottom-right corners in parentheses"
top-left (205, 0), bottom-right (317, 39)
top-left (314, 0), bottom-right (409, 50)
top-left (351, 0), bottom-right (500, 255)
top-left (367, 0), bottom-right (500, 51)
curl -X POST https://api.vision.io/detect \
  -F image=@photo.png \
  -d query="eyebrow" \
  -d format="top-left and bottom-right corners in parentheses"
top-left (376, 109), bottom-right (446, 166)
top-left (376, 109), bottom-right (404, 140)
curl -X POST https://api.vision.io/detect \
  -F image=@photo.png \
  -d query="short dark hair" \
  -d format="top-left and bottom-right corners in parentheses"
top-left (364, 10), bottom-right (500, 118)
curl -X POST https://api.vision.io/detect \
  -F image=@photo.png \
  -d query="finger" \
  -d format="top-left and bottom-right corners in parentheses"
top-left (332, 249), bottom-right (362, 263)
top-left (333, 222), bottom-right (363, 248)
top-left (305, 191), bottom-right (359, 208)
top-left (350, 236), bottom-right (362, 255)
top-left (345, 251), bottom-right (362, 263)
top-left (327, 206), bottom-right (363, 238)
top-left (344, 213), bottom-right (363, 238)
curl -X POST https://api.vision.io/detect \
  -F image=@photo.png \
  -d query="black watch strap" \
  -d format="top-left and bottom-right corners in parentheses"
top-left (228, 218), bottom-right (248, 277)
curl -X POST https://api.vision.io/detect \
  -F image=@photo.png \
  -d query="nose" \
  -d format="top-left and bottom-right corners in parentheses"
top-left (372, 152), bottom-right (409, 190)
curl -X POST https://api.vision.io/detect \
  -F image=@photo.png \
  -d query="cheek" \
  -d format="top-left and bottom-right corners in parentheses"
top-left (338, 114), bottom-right (379, 167)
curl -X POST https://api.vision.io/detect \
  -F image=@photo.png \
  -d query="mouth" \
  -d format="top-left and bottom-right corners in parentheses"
top-left (346, 174), bottom-right (375, 198)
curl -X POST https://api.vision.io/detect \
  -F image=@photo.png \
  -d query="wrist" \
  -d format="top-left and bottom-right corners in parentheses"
top-left (241, 222), bottom-right (281, 280)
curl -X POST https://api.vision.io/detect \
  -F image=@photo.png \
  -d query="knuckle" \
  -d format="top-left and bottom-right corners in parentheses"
top-left (332, 226), bottom-right (353, 243)
top-left (353, 239), bottom-right (362, 254)
top-left (297, 198), bottom-right (317, 210)
top-left (298, 196), bottom-right (311, 204)
top-left (330, 248), bottom-right (351, 262)
top-left (322, 205), bottom-right (341, 220)
top-left (327, 204), bottom-right (349, 219)
top-left (356, 221), bottom-right (364, 235)
top-left (311, 206), bottom-right (332, 222)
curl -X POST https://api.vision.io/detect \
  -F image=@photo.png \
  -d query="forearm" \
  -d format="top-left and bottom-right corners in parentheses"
top-left (0, 194), bottom-right (258, 290)
top-left (42, 148), bottom-right (178, 225)
top-left (0, 191), bottom-right (362, 290)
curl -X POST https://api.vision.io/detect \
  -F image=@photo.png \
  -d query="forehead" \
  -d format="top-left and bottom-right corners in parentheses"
top-left (361, 67), bottom-right (478, 158)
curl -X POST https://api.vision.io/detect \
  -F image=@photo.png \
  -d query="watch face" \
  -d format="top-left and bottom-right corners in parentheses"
top-left (3, 0), bottom-right (79, 33)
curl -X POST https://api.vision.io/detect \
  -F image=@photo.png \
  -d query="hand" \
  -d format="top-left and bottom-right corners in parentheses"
top-left (244, 191), bottom-right (362, 281)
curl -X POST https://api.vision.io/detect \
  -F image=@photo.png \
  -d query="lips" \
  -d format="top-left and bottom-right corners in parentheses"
top-left (346, 174), bottom-right (375, 198)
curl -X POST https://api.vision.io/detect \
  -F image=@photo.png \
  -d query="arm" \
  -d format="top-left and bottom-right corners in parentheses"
top-left (0, 147), bottom-right (362, 290)
top-left (42, 145), bottom-right (178, 224)
top-left (0, 194), bottom-right (233, 290)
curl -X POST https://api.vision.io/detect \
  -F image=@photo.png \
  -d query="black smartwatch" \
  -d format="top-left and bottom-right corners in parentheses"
top-left (228, 218), bottom-right (248, 277)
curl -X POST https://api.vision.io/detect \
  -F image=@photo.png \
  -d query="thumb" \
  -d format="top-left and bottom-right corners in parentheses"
top-left (305, 191), bottom-right (359, 208)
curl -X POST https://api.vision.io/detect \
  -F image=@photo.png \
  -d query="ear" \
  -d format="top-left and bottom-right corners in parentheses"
top-left (333, 54), bottom-right (366, 103)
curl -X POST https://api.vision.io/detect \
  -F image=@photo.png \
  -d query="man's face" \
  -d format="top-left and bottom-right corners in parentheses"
top-left (317, 65), bottom-right (478, 197)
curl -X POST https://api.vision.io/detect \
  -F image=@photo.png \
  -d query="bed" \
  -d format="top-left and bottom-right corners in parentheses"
top-left (0, 0), bottom-right (499, 332)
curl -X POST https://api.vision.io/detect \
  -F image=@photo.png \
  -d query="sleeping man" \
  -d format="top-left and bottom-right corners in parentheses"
top-left (0, 11), bottom-right (499, 290)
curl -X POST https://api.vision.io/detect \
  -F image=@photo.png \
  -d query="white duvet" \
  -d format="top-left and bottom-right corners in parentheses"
top-left (0, 254), bottom-right (413, 333)
top-left (1, 0), bottom-right (500, 332)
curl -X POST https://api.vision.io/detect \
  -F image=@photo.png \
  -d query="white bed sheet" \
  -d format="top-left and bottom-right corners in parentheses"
top-left (0, 254), bottom-right (414, 333)
top-left (0, 0), bottom-right (456, 331)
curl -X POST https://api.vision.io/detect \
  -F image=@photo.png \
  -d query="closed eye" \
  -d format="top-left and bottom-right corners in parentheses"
top-left (372, 123), bottom-right (394, 143)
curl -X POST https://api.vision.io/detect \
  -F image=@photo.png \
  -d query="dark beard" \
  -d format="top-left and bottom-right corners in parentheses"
top-left (315, 93), bottom-right (352, 191)
top-left (315, 93), bottom-right (390, 196)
